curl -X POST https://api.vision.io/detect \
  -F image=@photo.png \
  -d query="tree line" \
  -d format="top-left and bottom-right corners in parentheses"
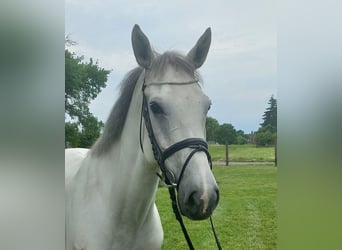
top-left (206, 118), bottom-right (249, 144)
top-left (65, 44), bottom-right (277, 148)
top-left (206, 96), bottom-right (277, 146)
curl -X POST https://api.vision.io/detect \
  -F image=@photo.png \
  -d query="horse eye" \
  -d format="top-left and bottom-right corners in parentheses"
top-left (150, 101), bottom-right (164, 115)
top-left (208, 104), bottom-right (212, 111)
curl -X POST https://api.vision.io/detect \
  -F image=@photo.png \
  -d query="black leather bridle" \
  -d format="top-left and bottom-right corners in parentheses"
top-left (139, 76), bottom-right (222, 250)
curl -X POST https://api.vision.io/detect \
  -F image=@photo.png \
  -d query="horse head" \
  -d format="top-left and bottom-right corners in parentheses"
top-left (132, 25), bottom-right (219, 220)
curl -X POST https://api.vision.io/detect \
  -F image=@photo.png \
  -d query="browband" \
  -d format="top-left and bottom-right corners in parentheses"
top-left (144, 79), bottom-right (199, 87)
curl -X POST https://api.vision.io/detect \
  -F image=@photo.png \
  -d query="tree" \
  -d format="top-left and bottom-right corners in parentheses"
top-left (216, 123), bottom-right (237, 145)
top-left (65, 49), bottom-right (110, 123)
top-left (65, 122), bottom-right (80, 147)
top-left (78, 114), bottom-right (104, 148)
top-left (260, 95), bottom-right (277, 133)
top-left (255, 125), bottom-right (276, 146)
top-left (236, 129), bottom-right (248, 144)
top-left (255, 96), bottom-right (277, 146)
top-left (65, 47), bottom-right (110, 148)
top-left (206, 117), bottom-right (220, 142)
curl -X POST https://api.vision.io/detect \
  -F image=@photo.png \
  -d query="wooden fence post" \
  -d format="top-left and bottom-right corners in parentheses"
top-left (225, 142), bottom-right (229, 166)
top-left (275, 138), bottom-right (277, 166)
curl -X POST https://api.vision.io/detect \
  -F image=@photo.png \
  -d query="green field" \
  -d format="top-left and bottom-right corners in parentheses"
top-left (209, 144), bottom-right (275, 162)
top-left (156, 165), bottom-right (277, 250)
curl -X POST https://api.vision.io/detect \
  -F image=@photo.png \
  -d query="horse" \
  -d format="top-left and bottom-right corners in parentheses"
top-left (65, 24), bottom-right (220, 250)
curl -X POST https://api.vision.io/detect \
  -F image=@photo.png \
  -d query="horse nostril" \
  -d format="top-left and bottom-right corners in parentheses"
top-left (215, 188), bottom-right (220, 205)
top-left (187, 191), bottom-right (197, 207)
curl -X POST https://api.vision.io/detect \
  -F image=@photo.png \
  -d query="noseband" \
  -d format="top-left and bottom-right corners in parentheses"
top-left (139, 77), bottom-right (221, 250)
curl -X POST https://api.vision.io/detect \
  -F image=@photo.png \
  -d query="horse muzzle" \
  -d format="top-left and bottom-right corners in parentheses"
top-left (179, 183), bottom-right (219, 220)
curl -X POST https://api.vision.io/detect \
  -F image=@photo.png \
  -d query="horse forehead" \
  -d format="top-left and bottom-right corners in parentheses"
top-left (171, 83), bottom-right (201, 95)
top-left (149, 84), bottom-right (205, 104)
top-left (147, 64), bottom-right (194, 82)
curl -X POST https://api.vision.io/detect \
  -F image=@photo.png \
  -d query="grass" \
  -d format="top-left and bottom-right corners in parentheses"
top-left (156, 165), bottom-right (277, 250)
top-left (209, 144), bottom-right (275, 162)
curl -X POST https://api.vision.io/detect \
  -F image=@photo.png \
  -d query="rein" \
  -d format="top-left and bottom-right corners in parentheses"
top-left (139, 78), bottom-right (222, 250)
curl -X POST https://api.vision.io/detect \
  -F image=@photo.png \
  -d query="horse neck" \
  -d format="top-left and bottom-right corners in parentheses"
top-left (102, 74), bottom-right (160, 225)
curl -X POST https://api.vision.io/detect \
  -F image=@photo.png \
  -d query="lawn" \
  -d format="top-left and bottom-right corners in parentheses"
top-left (209, 144), bottom-right (275, 162)
top-left (156, 165), bottom-right (277, 250)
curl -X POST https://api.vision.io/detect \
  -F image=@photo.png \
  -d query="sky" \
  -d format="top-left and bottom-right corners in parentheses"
top-left (65, 0), bottom-right (276, 133)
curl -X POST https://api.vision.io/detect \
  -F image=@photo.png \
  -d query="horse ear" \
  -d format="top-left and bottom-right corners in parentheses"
top-left (131, 24), bottom-right (153, 69)
top-left (187, 28), bottom-right (211, 69)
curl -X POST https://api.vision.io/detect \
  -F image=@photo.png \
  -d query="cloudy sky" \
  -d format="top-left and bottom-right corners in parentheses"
top-left (65, 0), bottom-right (276, 133)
